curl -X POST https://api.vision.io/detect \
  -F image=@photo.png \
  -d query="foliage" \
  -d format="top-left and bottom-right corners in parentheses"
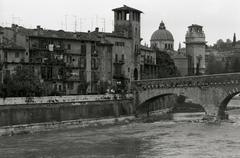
top-left (231, 58), bottom-right (240, 72)
top-left (206, 53), bottom-right (226, 74)
top-left (0, 66), bottom-right (51, 97)
top-left (154, 49), bottom-right (181, 78)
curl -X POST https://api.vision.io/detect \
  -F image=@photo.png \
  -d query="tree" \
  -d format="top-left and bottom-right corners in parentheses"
top-left (233, 33), bottom-right (236, 47)
top-left (0, 66), bottom-right (51, 97)
top-left (154, 49), bottom-right (181, 78)
top-left (231, 58), bottom-right (240, 72)
top-left (206, 54), bottom-right (225, 74)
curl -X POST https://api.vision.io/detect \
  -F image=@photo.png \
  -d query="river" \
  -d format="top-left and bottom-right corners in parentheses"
top-left (1, 100), bottom-right (240, 158)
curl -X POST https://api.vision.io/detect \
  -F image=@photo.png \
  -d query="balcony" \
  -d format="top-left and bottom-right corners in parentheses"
top-left (114, 60), bottom-right (124, 65)
top-left (30, 44), bottom-right (65, 52)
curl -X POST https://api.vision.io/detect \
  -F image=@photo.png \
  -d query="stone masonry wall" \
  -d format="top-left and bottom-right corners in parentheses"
top-left (0, 94), bottom-right (134, 127)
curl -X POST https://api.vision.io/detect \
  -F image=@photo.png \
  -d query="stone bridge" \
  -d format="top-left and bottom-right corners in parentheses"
top-left (132, 73), bottom-right (240, 119)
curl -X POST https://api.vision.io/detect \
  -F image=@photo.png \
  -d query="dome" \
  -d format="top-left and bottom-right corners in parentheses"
top-left (150, 21), bottom-right (174, 41)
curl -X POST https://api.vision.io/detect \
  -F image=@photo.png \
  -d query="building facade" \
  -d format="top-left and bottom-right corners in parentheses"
top-left (185, 24), bottom-right (206, 75)
top-left (150, 21), bottom-right (188, 77)
top-left (0, 5), bottom-right (200, 96)
top-left (0, 5), bottom-right (144, 95)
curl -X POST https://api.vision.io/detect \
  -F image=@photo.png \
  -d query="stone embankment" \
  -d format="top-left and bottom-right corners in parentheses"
top-left (0, 116), bottom-right (135, 136)
top-left (0, 94), bottom-right (134, 136)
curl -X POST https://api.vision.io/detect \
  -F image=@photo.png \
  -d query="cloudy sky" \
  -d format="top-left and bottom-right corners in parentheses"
top-left (0, 0), bottom-right (239, 49)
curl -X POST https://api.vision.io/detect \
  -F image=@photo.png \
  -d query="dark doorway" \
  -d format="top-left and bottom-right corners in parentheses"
top-left (134, 68), bottom-right (138, 80)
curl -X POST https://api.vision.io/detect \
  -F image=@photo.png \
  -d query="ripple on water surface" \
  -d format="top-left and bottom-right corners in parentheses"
top-left (2, 112), bottom-right (240, 157)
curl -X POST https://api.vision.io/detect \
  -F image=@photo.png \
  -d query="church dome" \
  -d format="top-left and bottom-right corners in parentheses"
top-left (150, 21), bottom-right (174, 41)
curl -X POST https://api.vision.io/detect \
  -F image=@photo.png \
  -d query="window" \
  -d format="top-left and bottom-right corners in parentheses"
top-left (81, 44), bottom-right (86, 55)
top-left (115, 54), bottom-right (118, 62)
top-left (107, 46), bottom-right (112, 53)
top-left (14, 52), bottom-right (19, 58)
top-left (67, 44), bottom-right (71, 50)
top-left (4, 52), bottom-right (7, 61)
top-left (5, 70), bottom-right (10, 77)
top-left (79, 71), bottom-right (85, 81)
top-left (41, 66), bottom-right (46, 79)
top-left (59, 85), bottom-right (62, 91)
top-left (67, 82), bottom-right (74, 90)
top-left (165, 44), bottom-right (168, 49)
top-left (126, 13), bottom-right (129, 20)
top-left (26, 52), bottom-right (28, 56)
top-left (79, 57), bottom-right (86, 68)
top-left (54, 84), bottom-right (57, 91)
top-left (91, 43), bottom-right (97, 56)
top-left (121, 54), bottom-right (124, 61)
top-left (91, 58), bottom-right (98, 69)
top-left (115, 42), bottom-right (125, 47)
top-left (135, 44), bottom-right (139, 53)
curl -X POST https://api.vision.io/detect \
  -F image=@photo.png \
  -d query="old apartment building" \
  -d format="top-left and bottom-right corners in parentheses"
top-left (0, 5), bottom-right (191, 95)
top-left (0, 5), bottom-right (144, 95)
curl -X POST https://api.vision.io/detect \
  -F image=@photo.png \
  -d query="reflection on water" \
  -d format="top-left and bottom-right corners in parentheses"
top-left (1, 102), bottom-right (240, 157)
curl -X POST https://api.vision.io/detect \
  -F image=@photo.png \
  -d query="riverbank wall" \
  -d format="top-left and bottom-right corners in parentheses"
top-left (0, 94), bottom-right (134, 127)
top-left (0, 116), bottom-right (135, 136)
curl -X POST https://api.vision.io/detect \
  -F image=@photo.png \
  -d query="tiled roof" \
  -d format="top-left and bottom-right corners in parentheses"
top-left (112, 5), bottom-right (143, 13)
top-left (5, 25), bottom-right (99, 42)
top-left (29, 30), bottom-right (99, 41)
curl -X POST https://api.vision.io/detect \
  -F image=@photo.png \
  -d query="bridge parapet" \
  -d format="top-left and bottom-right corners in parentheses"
top-left (132, 73), bottom-right (240, 91)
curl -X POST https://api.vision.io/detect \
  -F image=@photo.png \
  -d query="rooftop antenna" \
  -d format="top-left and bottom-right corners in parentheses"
top-left (60, 21), bottom-right (64, 30)
top-left (17, 17), bottom-right (23, 26)
top-left (91, 18), bottom-right (93, 31)
top-left (102, 18), bottom-right (106, 32)
top-left (12, 15), bottom-right (22, 25)
top-left (96, 15), bottom-right (98, 28)
top-left (65, 14), bottom-right (68, 31)
top-left (79, 18), bottom-right (82, 32)
top-left (72, 15), bottom-right (77, 32)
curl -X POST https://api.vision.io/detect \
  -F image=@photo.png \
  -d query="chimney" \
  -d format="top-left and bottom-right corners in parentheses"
top-left (11, 24), bottom-right (18, 30)
top-left (95, 27), bottom-right (99, 33)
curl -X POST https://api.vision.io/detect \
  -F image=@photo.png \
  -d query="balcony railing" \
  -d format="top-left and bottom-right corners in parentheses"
top-left (114, 60), bottom-right (124, 65)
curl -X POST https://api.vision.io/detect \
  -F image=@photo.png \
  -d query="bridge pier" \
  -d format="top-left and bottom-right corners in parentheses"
top-left (203, 104), bottom-right (230, 121)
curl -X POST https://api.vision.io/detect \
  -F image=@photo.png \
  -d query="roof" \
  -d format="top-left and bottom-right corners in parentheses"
top-left (140, 45), bottom-right (153, 52)
top-left (188, 24), bottom-right (203, 28)
top-left (112, 5), bottom-right (143, 13)
top-left (29, 30), bottom-right (99, 42)
top-left (151, 21), bottom-right (174, 41)
top-left (5, 24), bottom-right (99, 42)
top-left (172, 53), bottom-right (187, 59)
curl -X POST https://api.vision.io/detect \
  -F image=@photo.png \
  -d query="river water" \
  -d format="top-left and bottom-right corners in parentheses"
top-left (1, 100), bottom-right (240, 158)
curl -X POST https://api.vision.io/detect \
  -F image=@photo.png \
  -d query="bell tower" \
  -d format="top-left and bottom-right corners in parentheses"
top-left (112, 5), bottom-right (142, 81)
top-left (112, 5), bottom-right (142, 39)
top-left (185, 24), bottom-right (206, 75)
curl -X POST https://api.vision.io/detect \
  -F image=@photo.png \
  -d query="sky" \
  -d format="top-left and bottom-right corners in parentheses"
top-left (0, 0), bottom-right (240, 49)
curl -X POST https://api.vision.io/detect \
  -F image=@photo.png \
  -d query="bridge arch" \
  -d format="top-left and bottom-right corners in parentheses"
top-left (136, 91), bottom-right (206, 115)
top-left (218, 87), bottom-right (240, 119)
top-left (132, 73), bottom-right (240, 120)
